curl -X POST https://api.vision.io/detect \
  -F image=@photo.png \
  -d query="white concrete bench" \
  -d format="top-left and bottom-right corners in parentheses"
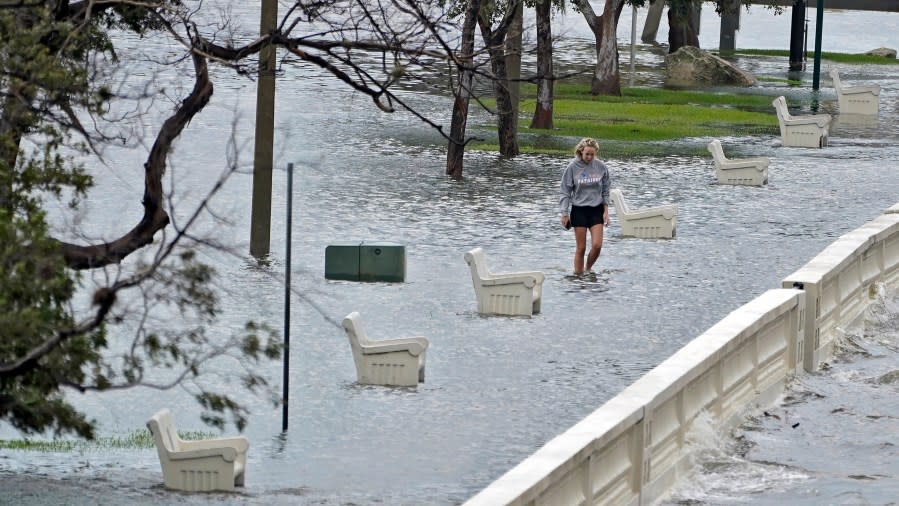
top-left (342, 311), bottom-right (428, 386)
top-left (830, 68), bottom-right (879, 116)
top-left (464, 247), bottom-right (544, 316)
top-left (707, 139), bottom-right (769, 186)
top-left (146, 408), bottom-right (248, 492)
top-left (772, 95), bottom-right (831, 148)
top-left (609, 189), bottom-right (677, 239)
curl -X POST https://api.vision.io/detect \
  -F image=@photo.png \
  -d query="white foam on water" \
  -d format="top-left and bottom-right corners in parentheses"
top-left (663, 411), bottom-right (812, 504)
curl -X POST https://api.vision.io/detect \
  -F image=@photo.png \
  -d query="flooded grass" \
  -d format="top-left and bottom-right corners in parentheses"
top-left (757, 76), bottom-right (804, 85)
top-left (473, 84), bottom-right (779, 155)
top-left (468, 137), bottom-right (711, 159)
top-left (733, 48), bottom-right (899, 65)
top-left (0, 430), bottom-right (216, 452)
top-left (473, 46), bottom-right (892, 156)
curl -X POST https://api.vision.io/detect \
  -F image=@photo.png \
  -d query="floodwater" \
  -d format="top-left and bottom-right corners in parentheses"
top-left (1, 4), bottom-right (898, 505)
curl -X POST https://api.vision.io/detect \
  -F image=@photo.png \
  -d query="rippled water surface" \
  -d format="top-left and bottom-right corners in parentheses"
top-left (1, 4), bottom-right (898, 506)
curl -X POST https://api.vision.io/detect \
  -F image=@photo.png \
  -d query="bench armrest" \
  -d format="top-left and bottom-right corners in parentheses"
top-left (361, 337), bottom-right (429, 356)
top-left (719, 158), bottom-right (769, 171)
top-left (170, 447), bottom-right (238, 462)
top-left (623, 206), bottom-right (677, 221)
top-left (783, 114), bottom-right (830, 128)
top-left (842, 85), bottom-right (880, 96)
top-left (484, 272), bottom-right (545, 287)
top-left (180, 436), bottom-right (249, 453)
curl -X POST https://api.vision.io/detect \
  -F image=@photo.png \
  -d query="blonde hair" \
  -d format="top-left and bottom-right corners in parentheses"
top-left (574, 138), bottom-right (600, 160)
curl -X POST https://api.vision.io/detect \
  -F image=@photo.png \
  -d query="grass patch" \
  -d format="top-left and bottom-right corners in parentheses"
top-left (475, 84), bottom-right (778, 156)
top-left (757, 76), bottom-right (803, 85)
top-left (733, 48), bottom-right (899, 65)
top-left (524, 83), bottom-right (775, 108)
top-left (469, 138), bottom-right (712, 158)
top-left (524, 97), bottom-right (776, 141)
top-left (0, 429), bottom-right (216, 452)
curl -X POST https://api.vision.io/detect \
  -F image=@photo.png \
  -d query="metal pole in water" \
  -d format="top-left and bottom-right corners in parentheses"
top-left (812, 0), bottom-right (824, 90)
top-left (282, 162), bottom-right (293, 432)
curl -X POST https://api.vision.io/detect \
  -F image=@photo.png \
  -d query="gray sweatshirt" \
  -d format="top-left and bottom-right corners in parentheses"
top-left (559, 158), bottom-right (610, 215)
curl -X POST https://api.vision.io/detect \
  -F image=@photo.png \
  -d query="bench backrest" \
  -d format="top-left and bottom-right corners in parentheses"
top-left (772, 96), bottom-right (791, 121)
top-left (707, 139), bottom-right (726, 165)
top-left (147, 408), bottom-right (180, 456)
top-left (829, 69), bottom-right (843, 95)
top-left (342, 311), bottom-right (369, 365)
top-left (464, 247), bottom-right (491, 281)
top-left (609, 189), bottom-right (630, 215)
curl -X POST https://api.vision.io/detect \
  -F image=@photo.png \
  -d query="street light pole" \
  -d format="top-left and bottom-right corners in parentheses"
top-left (812, 0), bottom-right (824, 90)
top-left (282, 163), bottom-right (293, 432)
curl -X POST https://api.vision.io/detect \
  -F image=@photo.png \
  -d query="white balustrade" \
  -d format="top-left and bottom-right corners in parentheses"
top-left (465, 289), bottom-right (804, 506)
top-left (783, 212), bottom-right (899, 371)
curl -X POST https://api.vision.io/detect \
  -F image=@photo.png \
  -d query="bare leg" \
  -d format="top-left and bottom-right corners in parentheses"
top-left (585, 223), bottom-right (605, 271)
top-left (573, 227), bottom-right (587, 274)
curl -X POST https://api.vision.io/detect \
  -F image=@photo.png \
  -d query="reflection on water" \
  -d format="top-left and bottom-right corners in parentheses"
top-left (2, 4), bottom-right (899, 506)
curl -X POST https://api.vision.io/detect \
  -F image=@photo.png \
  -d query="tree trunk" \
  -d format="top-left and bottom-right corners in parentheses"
top-left (446, 0), bottom-right (481, 179)
top-left (530, 0), bottom-right (554, 129)
top-left (0, 91), bottom-right (30, 211)
top-left (478, 1), bottom-right (521, 157)
top-left (489, 49), bottom-right (520, 156)
top-left (572, 0), bottom-right (626, 96)
top-left (667, 5), bottom-right (701, 53)
top-left (590, 1), bottom-right (626, 96)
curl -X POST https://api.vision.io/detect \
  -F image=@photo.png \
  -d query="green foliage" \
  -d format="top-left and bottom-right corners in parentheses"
top-left (0, 207), bottom-right (98, 437)
top-left (666, 0), bottom-right (774, 17)
top-left (0, 1), bottom-right (281, 440)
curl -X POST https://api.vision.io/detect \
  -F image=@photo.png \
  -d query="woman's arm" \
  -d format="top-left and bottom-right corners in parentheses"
top-left (559, 164), bottom-right (574, 216)
top-left (602, 163), bottom-right (611, 226)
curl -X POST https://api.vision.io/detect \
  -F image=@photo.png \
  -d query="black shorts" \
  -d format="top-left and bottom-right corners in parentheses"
top-left (570, 204), bottom-right (605, 228)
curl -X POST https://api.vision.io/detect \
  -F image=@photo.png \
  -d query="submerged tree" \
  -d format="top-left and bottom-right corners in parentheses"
top-left (528, 0), bottom-right (561, 129)
top-left (665, 1), bottom-right (779, 54)
top-left (0, 0), bottom-right (466, 438)
top-left (446, 0), bottom-right (483, 179)
top-left (477, 0), bottom-right (524, 157)
top-left (667, 1), bottom-right (701, 52)
top-left (570, 0), bottom-right (647, 96)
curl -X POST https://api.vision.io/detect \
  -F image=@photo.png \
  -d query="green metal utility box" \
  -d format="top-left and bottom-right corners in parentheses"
top-left (360, 242), bottom-right (405, 282)
top-left (325, 241), bottom-right (405, 282)
top-left (325, 242), bottom-right (362, 281)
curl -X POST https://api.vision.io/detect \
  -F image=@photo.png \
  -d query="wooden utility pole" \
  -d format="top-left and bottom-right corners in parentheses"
top-left (250, 0), bottom-right (278, 258)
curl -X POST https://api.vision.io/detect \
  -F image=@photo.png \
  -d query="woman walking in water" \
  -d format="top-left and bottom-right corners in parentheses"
top-left (559, 138), bottom-right (611, 275)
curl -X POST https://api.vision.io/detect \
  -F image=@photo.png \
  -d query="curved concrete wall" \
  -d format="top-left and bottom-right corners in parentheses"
top-left (465, 204), bottom-right (899, 506)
